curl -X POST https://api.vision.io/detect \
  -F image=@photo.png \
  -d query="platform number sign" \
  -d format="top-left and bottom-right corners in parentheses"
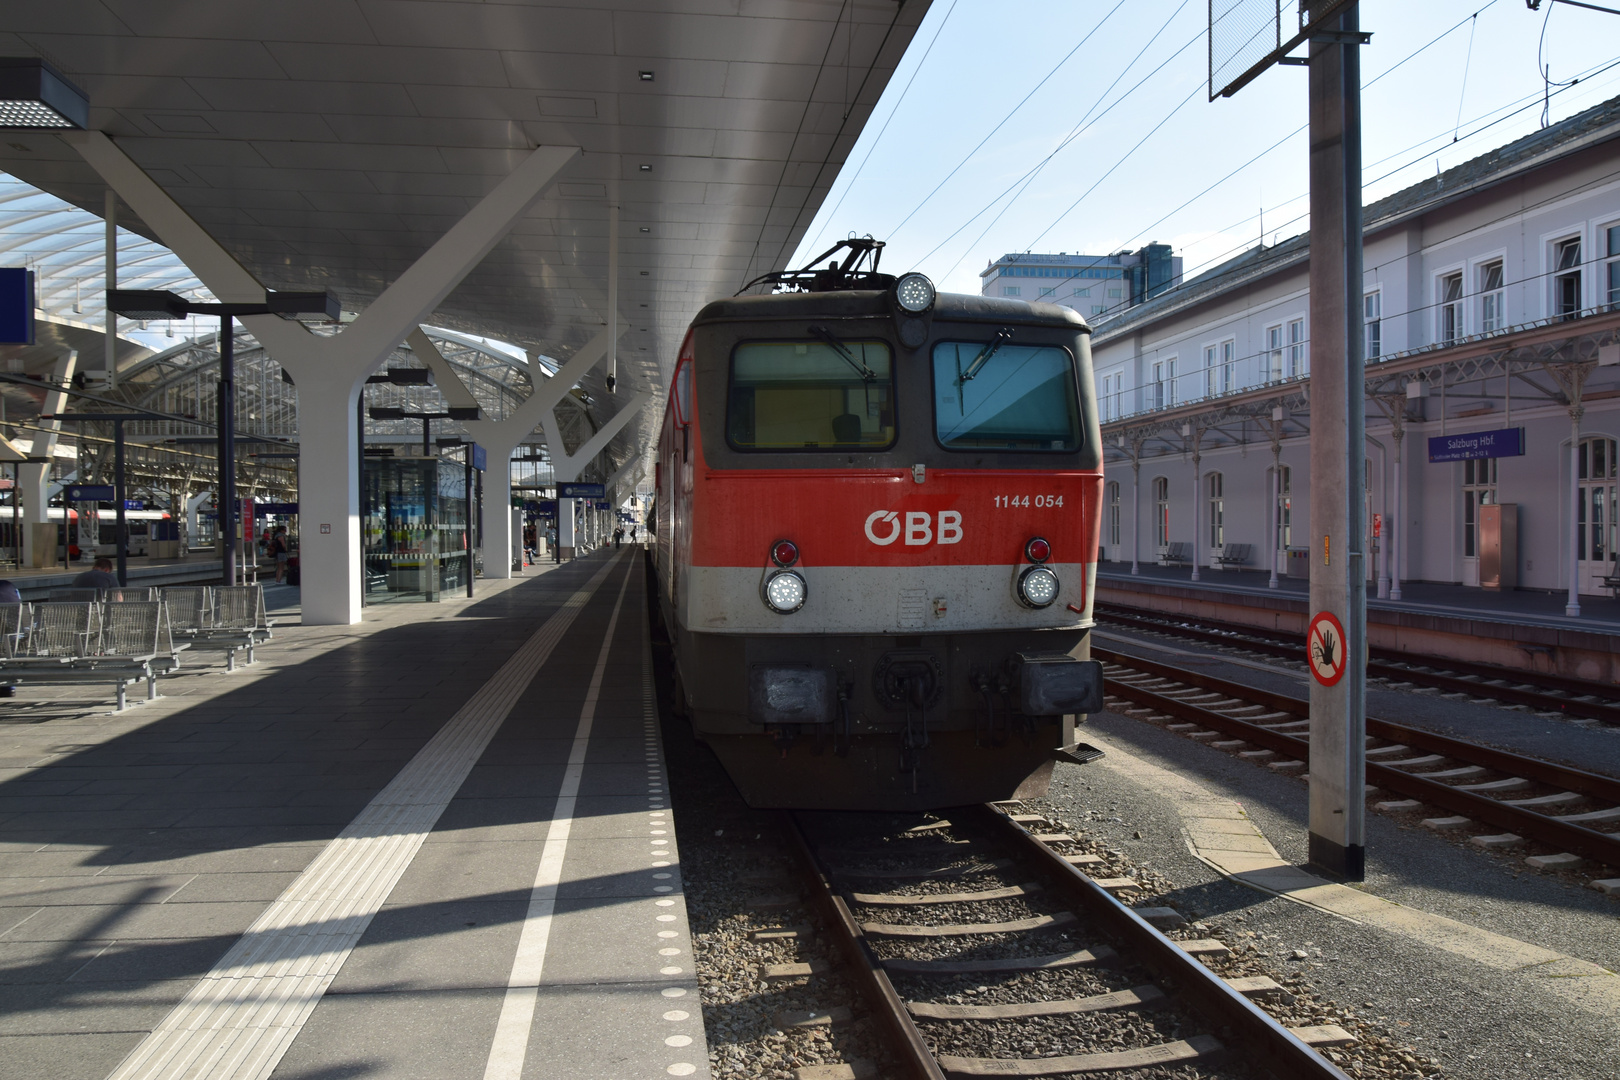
top-left (1307, 611), bottom-right (1347, 687)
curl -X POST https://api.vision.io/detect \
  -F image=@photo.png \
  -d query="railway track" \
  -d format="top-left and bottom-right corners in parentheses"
top-left (1095, 603), bottom-right (1620, 727)
top-left (1094, 645), bottom-right (1620, 874)
top-left (780, 805), bottom-right (1354, 1080)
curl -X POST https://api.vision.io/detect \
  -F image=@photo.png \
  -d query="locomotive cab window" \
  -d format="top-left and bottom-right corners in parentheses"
top-left (932, 340), bottom-right (1081, 451)
top-left (727, 339), bottom-right (895, 450)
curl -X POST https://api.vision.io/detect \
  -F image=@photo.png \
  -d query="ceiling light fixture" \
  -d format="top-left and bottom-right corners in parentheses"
top-left (639, 163), bottom-right (652, 171)
top-left (0, 58), bottom-right (89, 130)
top-left (639, 70), bottom-right (655, 81)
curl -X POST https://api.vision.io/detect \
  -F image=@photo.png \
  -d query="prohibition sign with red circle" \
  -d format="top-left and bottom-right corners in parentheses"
top-left (1307, 611), bottom-right (1347, 687)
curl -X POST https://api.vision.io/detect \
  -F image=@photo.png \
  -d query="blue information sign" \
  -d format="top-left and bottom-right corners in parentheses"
top-left (470, 442), bottom-right (487, 471)
top-left (1427, 427), bottom-right (1525, 463)
top-left (123, 500), bottom-right (143, 511)
top-left (64, 484), bottom-right (115, 501)
top-left (0, 268), bottom-right (35, 346)
top-left (558, 482), bottom-right (605, 499)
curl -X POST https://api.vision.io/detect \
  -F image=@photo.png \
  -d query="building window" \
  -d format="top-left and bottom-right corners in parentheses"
top-left (1202, 342), bottom-right (1232, 397)
top-left (1287, 318), bottom-right (1306, 377)
top-left (1091, 304), bottom-right (1104, 316)
top-left (1363, 291), bottom-right (1381, 361)
top-left (1003, 286), bottom-right (1021, 297)
top-left (1100, 373), bottom-right (1114, 422)
top-left (1107, 287), bottom-right (1122, 298)
top-left (1107, 481), bottom-right (1120, 548)
top-left (1207, 472), bottom-right (1224, 549)
top-left (1153, 476), bottom-right (1170, 548)
top-left (1074, 286), bottom-right (1090, 297)
top-left (1439, 271), bottom-right (1463, 345)
top-left (1578, 436), bottom-right (1618, 565)
top-left (1480, 260), bottom-right (1505, 332)
top-left (1150, 357), bottom-right (1175, 410)
top-left (1039, 286), bottom-right (1055, 297)
top-left (1605, 225), bottom-right (1620, 310)
top-left (1266, 324), bottom-right (1284, 382)
top-left (1462, 458), bottom-right (1497, 559)
top-left (1554, 236), bottom-right (1582, 319)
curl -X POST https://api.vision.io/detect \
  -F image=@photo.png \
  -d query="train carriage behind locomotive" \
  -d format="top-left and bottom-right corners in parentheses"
top-left (653, 241), bottom-right (1105, 810)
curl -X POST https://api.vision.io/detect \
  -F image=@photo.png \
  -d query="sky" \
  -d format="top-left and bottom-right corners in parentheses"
top-left (791, 0), bottom-right (1620, 298)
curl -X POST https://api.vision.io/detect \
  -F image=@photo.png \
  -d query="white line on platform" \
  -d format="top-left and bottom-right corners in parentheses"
top-left (101, 554), bottom-right (626, 1080)
top-left (483, 554), bottom-right (637, 1080)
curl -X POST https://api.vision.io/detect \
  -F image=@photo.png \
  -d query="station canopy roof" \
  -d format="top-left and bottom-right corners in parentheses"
top-left (0, 1), bottom-right (928, 472)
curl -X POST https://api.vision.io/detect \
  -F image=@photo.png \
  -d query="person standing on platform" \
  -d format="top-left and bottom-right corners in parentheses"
top-left (270, 526), bottom-right (291, 584)
top-left (630, 525), bottom-right (637, 545)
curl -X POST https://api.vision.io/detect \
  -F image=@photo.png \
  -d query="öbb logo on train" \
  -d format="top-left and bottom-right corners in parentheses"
top-left (864, 510), bottom-right (963, 546)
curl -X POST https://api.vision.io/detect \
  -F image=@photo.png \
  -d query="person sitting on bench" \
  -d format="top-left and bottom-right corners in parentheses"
top-left (72, 558), bottom-right (119, 591)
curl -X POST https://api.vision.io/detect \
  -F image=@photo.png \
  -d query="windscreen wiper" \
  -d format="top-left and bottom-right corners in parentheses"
top-left (959, 327), bottom-right (1013, 383)
top-left (808, 324), bottom-right (877, 381)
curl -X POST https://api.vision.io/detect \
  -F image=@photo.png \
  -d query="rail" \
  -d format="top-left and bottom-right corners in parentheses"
top-left (783, 805), bottom-right (1352, 1080)
top-left (1095, 645), bottom-right (1620, 871)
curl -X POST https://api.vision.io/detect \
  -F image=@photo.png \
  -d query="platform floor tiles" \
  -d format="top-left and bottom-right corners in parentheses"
top-left (0, 548), bottom-right (708, 1080)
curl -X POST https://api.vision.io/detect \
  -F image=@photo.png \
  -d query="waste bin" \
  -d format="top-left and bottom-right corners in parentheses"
top-left (1285, 547), bottom-right (1311, 579)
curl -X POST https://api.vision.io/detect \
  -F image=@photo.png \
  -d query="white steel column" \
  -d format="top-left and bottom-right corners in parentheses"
top-left (20, 350), bottom-right (77, 567)
top-left (1568, 405), bottom-right (1584, 617)
top-left (459, 328), bottom-right (620, 579)
top-left (558, 497), bottom-right (576, 559)
top-left (1130, 440), bottom-right (1141, 575)
top-left (71, 131), bottom-right (580, 624)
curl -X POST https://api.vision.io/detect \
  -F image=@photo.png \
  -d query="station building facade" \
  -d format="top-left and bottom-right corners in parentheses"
top-left (1092, 95), bottom-right (1620, 613)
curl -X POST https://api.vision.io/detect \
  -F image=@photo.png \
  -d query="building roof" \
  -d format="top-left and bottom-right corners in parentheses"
top-left (1092, 93), bottom-right (1620, 345)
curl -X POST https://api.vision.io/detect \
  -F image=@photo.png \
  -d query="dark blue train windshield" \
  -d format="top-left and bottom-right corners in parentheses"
top-left (932, 341), bottom-right (1080, 451)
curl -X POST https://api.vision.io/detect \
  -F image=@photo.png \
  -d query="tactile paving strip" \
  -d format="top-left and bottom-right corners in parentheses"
top-left (103, 556), bottom-right (625, 1080)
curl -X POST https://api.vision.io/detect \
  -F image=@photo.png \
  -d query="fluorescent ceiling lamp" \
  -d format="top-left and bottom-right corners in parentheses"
top-left (0, 58), bottom-right (89, 130)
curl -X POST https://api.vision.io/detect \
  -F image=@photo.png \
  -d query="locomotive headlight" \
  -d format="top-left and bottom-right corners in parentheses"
top-left (764, 570), bottom-right (807, 614)
top-left (893, 272), bottom-right (936, 314)
top-left (1017, 565), bottom-right (1060, 608)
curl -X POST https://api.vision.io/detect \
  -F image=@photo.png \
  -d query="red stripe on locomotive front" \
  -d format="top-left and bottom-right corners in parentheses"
top-left (691, 468), bottom-right (1102, 567)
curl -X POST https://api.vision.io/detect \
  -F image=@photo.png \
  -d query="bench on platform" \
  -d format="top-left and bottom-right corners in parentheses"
top-left (0, 601), bottom-right (185, 710)
top-left (1212, 542), bottom-right (1253, 570)
top-left (1602, 570), bottom-right (1620, 598)
top-left (164, 584), bottom-right (272, 671)
top-left (1158, 541), bottom-right (1192, 567)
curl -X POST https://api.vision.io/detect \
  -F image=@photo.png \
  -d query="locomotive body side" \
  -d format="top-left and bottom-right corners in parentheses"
top-left (654, 290), bottom-right (1104, 810)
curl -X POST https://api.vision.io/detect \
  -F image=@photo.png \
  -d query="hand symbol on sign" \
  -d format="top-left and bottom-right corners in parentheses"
top-left (1312, 626), bottom-right (1338, 672)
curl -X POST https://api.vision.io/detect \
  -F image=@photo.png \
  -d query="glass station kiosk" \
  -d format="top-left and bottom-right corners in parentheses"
top-left (362, 453), bottom-right (471, 603)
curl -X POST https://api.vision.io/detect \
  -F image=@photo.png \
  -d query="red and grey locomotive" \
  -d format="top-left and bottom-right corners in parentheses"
top-left (652, 240), bottom-right (1105, 810)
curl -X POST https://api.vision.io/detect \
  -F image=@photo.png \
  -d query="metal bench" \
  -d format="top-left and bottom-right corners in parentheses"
top-left (1158, 541), bottom-right (1192, 567)
top-left (1602, 570), bottom-right (1620, 599)
top-left (175, 584), bottom-right (273, 671)
top-left (1212, 542), bottom-right (1252, 570)
top-left (0, 601), bottom-right (186, 710)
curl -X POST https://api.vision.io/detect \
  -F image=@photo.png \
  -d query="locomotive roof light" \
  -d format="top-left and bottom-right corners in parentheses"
top-left (1017, 565), bottom-right (1060, 609)
top-left (763, 569), bottom-right (807, 614)
top-left (771, 539), bottom-right (800, 567)
top-left (1025, 537), bottom-right (1051, 563)
top-left (892, 272), bottom-right (935, 315)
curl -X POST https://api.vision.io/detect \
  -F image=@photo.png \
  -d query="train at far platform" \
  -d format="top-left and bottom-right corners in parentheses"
top-left (651, 239), bottom-right (1106, 811)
